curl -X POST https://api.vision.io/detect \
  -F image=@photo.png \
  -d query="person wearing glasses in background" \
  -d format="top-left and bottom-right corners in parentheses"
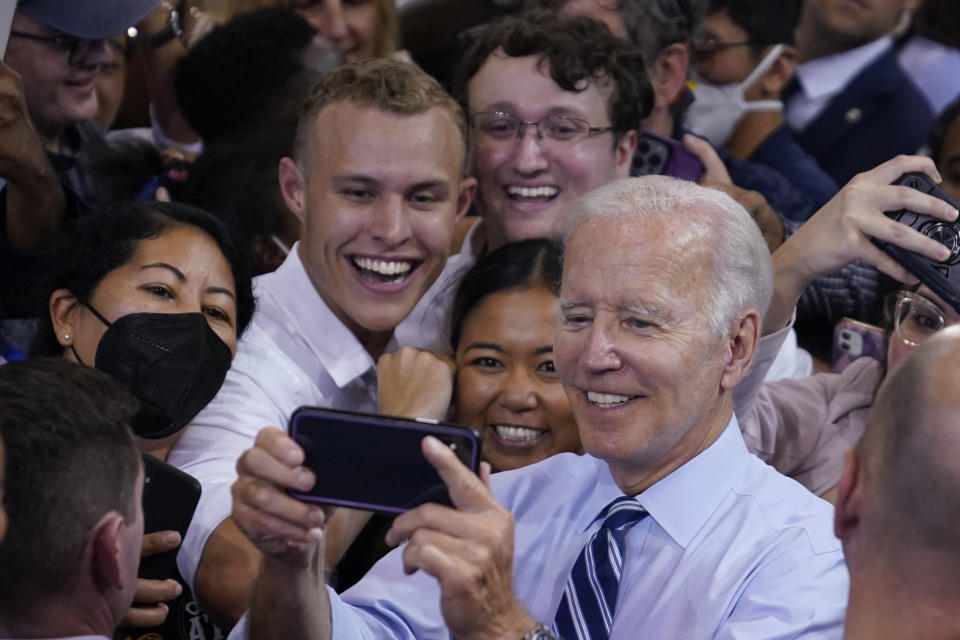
top-left (398, 11), bottom-right (648, 350)
top-left (0, 0), bottom-right (157, 351)
top-left (685, 0), bottom-right (839, 213)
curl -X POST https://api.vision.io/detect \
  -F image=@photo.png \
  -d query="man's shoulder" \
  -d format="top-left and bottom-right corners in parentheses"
top-left (726, 457), bottom-right (841, 555)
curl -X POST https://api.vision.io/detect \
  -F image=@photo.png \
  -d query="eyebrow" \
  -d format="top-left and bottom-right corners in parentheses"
top-left (463, 342), bottom-right (503, 353)
top-left (206, 286), bottom-right (236, 301)
top-left (623, 303), bottom-right (669, 319)
top-left (481, 101), bottom-right (588, 120)
top-left (558, 300), bottom-right (669, 318)
top-left (141, 262), bottom-right (185, 281)
top-left (140, 263), bottom-right (236, 301)
top-left (408, 181), bottom-right (452, 196)
top-left (332, 175), bottom-right (379, 186)
top-left (533, 346), bottom-right (554, 356)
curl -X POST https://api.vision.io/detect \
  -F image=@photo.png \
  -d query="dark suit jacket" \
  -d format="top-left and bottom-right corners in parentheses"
top-left (792, 47), bottom-right (935, 186)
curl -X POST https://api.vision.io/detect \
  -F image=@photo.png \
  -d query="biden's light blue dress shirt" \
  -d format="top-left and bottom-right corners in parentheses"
top-left (232, 417), bottom-right (848, 639)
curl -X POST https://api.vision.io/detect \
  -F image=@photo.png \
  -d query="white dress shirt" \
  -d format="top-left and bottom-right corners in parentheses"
top-left (168, 245), bottom-right (460, 589)
top-left (787, 36), bottom-right (893, 131)
top-left (229, 417), bottom-right (847, 639)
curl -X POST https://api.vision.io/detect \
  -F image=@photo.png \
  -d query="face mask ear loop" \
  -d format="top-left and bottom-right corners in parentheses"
top-left (69, 345), bottom-right (87, 366)
top-left (82, 301), bottom-right (113, 328)
top-left (68, 301), bottom-right (112, 366)
top-left (739, 43), bottom-right (788, 112)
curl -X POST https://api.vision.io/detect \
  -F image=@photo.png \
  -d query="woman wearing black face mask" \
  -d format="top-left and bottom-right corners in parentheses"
top-left (30, 200), bottom-right (254, 637)
top-left (33, 200), bottom-right (255, 457)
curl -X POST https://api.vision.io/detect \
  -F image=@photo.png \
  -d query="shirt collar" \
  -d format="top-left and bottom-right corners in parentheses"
top-left (634, 416), bottom-right (751, 548)
top-left (260, 244), bottom-right (383, 388)
top-left (796, 36), bottom-right (892, 101)
top-left (460, 217), bottom-right (487, 262)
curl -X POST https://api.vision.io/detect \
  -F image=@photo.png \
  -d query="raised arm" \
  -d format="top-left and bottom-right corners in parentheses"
top-left (765, 155), bottom-right (959, 333)
top-left (232, 427), bottom-right (333, 640)
top-left (0, 60), bottom-right (65, 253)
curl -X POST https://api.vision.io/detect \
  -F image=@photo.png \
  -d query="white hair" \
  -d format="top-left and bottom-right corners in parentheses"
top-left (557, 176), bottom-right (773, 336)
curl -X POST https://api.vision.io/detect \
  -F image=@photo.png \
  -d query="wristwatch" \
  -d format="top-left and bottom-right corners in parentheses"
top-left (140, 1), bottom-right (183, 50)
top-left (523, 624), bottom-right (560, 640)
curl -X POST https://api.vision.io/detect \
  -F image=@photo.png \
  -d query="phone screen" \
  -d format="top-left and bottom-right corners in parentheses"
top-left (289, 408), bottom-right (481, 514)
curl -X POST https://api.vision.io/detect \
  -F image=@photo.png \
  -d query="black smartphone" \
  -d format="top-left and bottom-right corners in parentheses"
top-left (288, 407), bottom-right (482, 515)
top-left (140, 453), bottom-right (201, 581)
top-left (120, 458), bottom-right (221, 640)
top-left (874, 172), bottom-right (960, 314)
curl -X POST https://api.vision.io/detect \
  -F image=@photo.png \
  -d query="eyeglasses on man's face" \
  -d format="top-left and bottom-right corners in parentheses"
top-left (469, 111), bottom-right (615, 145)
top-left (691, 35), bottom-right (757, 60)
top-left (9, 31), bottom-right (105, 66)
top-left (894, 290), bottom-right (951, 347)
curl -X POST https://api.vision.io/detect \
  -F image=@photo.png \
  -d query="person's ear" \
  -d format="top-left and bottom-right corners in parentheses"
top-left (758, 45), bottom-right (797, 97)
top-left (278, 157), bottom-right (308, 227)
top-left (834, 449), bottom-right (863, 541)
top-left (90, 512), bottom-right (125, 594)
top-left (614, 130), bottom-right (638, 178)
top-left (49, 288), bottom-right (81, 351)
top-left (455, 176), bottom-right (477, 226)
top-left (719, 309), bottom-right (761, 391)
top-left (650, 43), bottom-right (690, 110)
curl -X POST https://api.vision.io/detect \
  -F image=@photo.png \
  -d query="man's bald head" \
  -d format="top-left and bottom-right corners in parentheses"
top-left (853, 325), bottom-right (960, 556)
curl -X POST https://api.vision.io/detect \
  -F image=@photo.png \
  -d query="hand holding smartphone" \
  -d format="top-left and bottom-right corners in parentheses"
top-left (874, 172), bottom-right (960, 313)
top-left (288, 407), bottom-right (482, 515)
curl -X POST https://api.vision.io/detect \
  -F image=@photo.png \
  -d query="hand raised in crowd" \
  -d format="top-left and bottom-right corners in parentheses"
top-left (120, 531), bottom-right (184, 627)
top-left (682, 134), bottom-right (786, 252)
top-left (0, 60), bottom-right (65, 253)
top-left (683, 133), bottom-right (733, 185)
top-left (766, 155), bottom-right (960, 333)
top-left (377, 346), bottom-right (456, 422)
top-left (385, 437), bottom-right (536, 640)
top-left (232, 427), bottom-right (329, 568)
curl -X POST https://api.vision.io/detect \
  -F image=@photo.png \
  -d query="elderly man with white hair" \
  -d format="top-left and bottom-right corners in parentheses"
top-left (226, 175), bottom-right (848, 640)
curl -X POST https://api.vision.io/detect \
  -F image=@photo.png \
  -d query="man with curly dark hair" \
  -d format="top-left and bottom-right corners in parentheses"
top-left (449, 11), bottom-right (653, 255)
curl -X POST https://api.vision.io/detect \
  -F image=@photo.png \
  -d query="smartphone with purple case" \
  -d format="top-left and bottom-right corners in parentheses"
top-left (288, 406), bottom-right (482, 515)
top-left (633, 130), bottom-right (705, 182)
top-left (832, 318), bottom-right (888, 373)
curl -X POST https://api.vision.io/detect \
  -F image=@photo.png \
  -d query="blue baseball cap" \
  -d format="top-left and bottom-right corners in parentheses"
top-left (17, 0), bottom-right (160, 39)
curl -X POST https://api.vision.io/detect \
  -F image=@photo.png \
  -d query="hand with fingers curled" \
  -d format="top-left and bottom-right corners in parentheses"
top-left (683, 133), bottom-right (733, 185)
top-left (232, 427), bottom-right (332, 569)
top-left (376, 346), bottom-right (456, 422)
top-left (766, 155), bottom-right (960, 333)
top-left (384, 436), bottom-right (538, 640)
top-left (120, 531), bottom-right (184, 627)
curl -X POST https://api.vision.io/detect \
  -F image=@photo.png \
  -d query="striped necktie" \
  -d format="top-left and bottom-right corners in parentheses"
top-left (552, 496), bottom-right (648, 640)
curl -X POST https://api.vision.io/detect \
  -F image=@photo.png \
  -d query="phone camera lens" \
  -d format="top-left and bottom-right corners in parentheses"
top-left (922, 222), bottom-right (960, 264)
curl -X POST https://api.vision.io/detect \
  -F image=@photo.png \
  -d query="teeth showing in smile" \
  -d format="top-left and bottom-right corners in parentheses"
top-left (492, 424), bottom-right (545, 443)
top-left (352, 256), bottom-right (413, 282)
top-left (586, 391), bottom-right (636, 408)
top-left (506, 185), bottom-right (559, 199)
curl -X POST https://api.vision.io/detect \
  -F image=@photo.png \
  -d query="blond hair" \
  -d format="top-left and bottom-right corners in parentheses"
top-left (294, 58), bottom-right (467, 170)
